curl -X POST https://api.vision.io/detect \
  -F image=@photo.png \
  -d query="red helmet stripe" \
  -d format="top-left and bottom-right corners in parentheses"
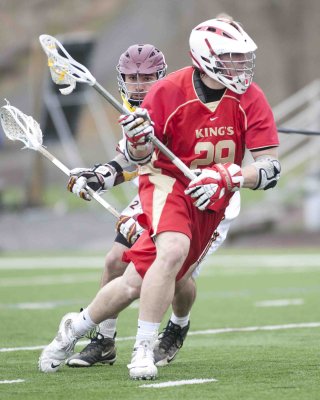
top-left (189, 51), bottom-right (204, 71)
top-left (197, 25), bottom-right (237, 40)
top-left (205, 38), bottom-right (216, 56)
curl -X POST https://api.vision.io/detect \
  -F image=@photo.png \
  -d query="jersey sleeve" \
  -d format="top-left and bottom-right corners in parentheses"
top-left (243, 84), bottom-right (279, 151)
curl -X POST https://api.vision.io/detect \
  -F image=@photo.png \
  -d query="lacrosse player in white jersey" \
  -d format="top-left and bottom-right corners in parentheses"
top-left (39, 40), bottom-right (241, 373)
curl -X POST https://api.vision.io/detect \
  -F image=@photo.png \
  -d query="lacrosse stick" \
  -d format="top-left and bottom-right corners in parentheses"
top-left (39, 34), bottom-right (196, 181)
top-left (0, 102), bottom-right (120, 218)
top-left (278, 127), bottom-right (320, 136)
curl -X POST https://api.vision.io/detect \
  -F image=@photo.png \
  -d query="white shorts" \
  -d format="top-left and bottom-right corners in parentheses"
top-left (120, 194), bottom-right (141, 217)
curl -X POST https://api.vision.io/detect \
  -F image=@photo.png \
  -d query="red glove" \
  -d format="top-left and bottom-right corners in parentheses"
top-left (185, 163), bottom-right (243, 211)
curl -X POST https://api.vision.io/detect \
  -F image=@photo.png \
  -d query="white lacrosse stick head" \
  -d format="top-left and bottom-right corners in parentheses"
top-left (0, 101), bottom-right (43, 150)
top-left (39, 34), bottom-right (96, 95)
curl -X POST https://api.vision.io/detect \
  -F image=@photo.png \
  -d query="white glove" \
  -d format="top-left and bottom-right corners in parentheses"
top-left (119, 108), bottom-right (154, 149)
top-left (67, 164), bottom-right (117, 201)
top-left (116, 214), bottom-right (144, 245)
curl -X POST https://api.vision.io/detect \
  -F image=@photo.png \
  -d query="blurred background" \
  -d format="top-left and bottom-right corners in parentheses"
top-left (1, 0), bottom-right (320, 253)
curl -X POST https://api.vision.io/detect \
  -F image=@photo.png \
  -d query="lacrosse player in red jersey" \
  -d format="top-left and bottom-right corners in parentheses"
top-left (39, 18), bottom-right (280, 380)
top-left (118, 17), bottom-right (280, 380)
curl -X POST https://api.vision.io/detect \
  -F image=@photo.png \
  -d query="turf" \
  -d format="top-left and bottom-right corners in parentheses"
top-left (0, 248), bottom-right (320, 399)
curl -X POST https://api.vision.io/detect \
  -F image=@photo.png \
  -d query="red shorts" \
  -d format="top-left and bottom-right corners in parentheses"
top-left (123, 174), bottom-right (225, 280)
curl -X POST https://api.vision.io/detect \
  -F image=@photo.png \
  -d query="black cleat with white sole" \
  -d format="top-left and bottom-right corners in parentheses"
top-left (66, 332), bottom-right (116, 367)
top-left (153, 320), bottom-right (190, 366)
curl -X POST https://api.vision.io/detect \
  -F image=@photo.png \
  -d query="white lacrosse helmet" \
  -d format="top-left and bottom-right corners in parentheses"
top-left (189, 18), bottom-right (257, 94)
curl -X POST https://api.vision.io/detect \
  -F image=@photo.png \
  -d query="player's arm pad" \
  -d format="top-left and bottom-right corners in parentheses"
top-left (252, 155), bottom-right (281, 190)
top-left (108, 154), bottom-right (138, 185)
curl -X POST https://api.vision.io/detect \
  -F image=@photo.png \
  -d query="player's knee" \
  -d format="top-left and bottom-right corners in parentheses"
top-left (158, 236), bottom-right (189, 267)
top-left (104, 249), bottom-right (127, 280)
top-left (122, 280), bottom-right (140, 301)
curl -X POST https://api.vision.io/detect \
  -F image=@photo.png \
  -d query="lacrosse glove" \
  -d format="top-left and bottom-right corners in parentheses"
top-left (67, 163), bottom-right (118, 201)
top-left (119, 108), bottom-right (154, 149)
top-left (116, 214), bottom-right (144, 245)
top-left (185, 163), bottom-right (244, 211)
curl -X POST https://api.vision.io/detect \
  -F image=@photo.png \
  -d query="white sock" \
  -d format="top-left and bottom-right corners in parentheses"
top-left (72, 308), bottom-right (97, 337)
top-left (170, 312), bottom-right (190, 328)
top-left (98, 318), bottom-right (117, 339)
top-left (134, 319), bottom-right (160, 348)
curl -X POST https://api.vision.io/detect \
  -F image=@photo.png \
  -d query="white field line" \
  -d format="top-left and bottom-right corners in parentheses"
top-left (0, 379), bottom-right (25, 384)
top-left (0, 300), bottom-right (85, 310)
top-left (140, 378), bottom-right (217, 388)
top-left (0, 299), bottom-right (139, 310)
top-left (1, 254), bottom-right (320, 271)
top-left (0, 273), bottom-right (99, 287)
top-left (0, 257), bottom-right (104, 270)
top-left (255, 299), bottom-right (304, 307)
top-left (1, 322), bottom-right (319, 353)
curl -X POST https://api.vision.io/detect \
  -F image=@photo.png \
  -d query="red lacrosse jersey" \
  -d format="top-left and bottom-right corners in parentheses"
top-left (139, 66), bottom-right (279, 187)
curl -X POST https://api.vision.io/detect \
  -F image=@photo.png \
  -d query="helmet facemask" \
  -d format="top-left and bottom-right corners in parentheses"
top-left (212, 51), bottom-right (256, 94)
top-left (117, 67), bottom-right (166, 107)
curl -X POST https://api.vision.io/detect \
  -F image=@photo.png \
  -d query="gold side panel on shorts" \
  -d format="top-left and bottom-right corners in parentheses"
top-left (149, 174), bottom-right (176, 235)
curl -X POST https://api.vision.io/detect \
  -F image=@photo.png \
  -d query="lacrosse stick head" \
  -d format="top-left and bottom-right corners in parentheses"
top-left (0, 102), bottom-right (43, 150)
top-left (39, 34), bottom-right (96, 95)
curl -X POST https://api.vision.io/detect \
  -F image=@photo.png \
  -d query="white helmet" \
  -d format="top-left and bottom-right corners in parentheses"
top-left (189, 18), bottom-right (257, 94)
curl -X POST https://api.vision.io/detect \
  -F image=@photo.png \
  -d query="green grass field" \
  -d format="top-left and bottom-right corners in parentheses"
top-left (1, 248), bottom-right (320, 400)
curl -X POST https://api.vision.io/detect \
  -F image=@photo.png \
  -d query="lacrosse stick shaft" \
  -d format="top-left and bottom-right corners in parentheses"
top-left (93, 82), bottom-right (124, 114)
top-left (92, 82), bottom-right (196, 180)
top-left (38, 146), bottom-right (120, 218)
top-left (278, 127), bottom-right (320, 136)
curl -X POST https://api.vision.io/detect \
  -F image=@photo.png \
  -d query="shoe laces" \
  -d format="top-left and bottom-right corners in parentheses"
top-left (159, 321), bottom-right (186, 351)
top-left (80, 331), bottom-right (115, 354)
top-left (85, 325), bottom-right (117, 341)
top-left (132, 340), bottom-right (154, 363)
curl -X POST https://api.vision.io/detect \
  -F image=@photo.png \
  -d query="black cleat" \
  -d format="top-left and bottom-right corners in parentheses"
top-left (66, 332), bottom-right (116, 367)
top-left (153, 320), bottom-right (190, 366)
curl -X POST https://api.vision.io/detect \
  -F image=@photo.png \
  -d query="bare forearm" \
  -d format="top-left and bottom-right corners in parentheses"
top-left (242, 147), bottom-right (280, 190)
top-left (242, 164), bottom-right (260, 188)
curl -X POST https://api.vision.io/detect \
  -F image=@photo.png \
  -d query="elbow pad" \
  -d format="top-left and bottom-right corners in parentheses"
top-left (252, 156), bottom-right (281, 190)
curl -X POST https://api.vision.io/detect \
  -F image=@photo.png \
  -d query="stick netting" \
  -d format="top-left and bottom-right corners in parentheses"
top-left (0, 104), bottom-right (43, 150)
top-left (39, 35), bottom-right (77, 94)
top-left (39, 34), bottom-right (95, 94)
